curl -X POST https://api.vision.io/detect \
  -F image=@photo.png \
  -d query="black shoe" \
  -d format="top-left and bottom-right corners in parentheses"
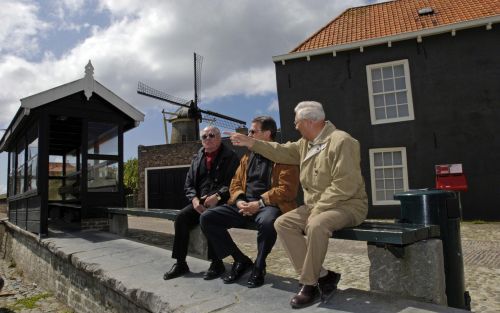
top-left (290, 284), bottom-right (320, 309)
top-left (317, 270), bottom-right (341, 303)
top-left (222, 258), bottom-right (253, 284)
top-left (163, 262), bottom-right (189, 280)
top-left (204, 261), bottom-right (225, 280)
top-left (247, 267), bottom-right (266, 288)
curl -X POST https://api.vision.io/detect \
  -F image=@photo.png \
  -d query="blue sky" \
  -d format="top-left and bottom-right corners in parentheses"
top-left (0, 0), bottom-right (385, 193)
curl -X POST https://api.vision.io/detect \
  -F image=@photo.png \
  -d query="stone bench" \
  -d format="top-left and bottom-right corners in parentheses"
top-left (107, 207), bottom-right (446, 305)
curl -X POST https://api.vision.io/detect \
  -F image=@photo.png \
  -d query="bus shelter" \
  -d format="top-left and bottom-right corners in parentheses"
top-left (0, 62), bottom-right (144, 235)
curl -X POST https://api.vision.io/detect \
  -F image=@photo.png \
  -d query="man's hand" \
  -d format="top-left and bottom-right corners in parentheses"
top-left (203, 194), bottom-right (219, 209)
top-left (224, 131), bottom-right (256, 148)
top-left (238, 200), bottom-right (260, 216)
top-left (192, 197), bottom-right (207, 214)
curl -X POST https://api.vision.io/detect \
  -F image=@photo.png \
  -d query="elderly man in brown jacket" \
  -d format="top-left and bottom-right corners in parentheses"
top-left (228, 101), bottom-right (368, 309)
top-left (201, 116), bottom-right (299, 288)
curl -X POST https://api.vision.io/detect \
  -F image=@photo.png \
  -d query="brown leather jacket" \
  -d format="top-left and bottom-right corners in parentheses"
top-left (228, 153), bottom-right (300, 213)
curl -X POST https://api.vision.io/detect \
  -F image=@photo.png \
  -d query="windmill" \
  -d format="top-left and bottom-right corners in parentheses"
top-left (138, 53), bottom-right (246, 143)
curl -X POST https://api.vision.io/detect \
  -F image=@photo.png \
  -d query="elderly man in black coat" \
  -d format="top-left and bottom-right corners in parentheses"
top-left (163, 126), bottom-right (239, 280)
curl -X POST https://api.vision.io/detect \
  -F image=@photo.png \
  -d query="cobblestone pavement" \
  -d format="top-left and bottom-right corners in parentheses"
top-left (0, 257), bottom-right (74, 313)
top-left (0, 216), bottom-right (498, 313)
top-left (126, 217), bottom-right (500, 313)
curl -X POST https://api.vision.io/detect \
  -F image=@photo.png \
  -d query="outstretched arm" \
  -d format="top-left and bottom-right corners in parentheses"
top-left (225, 131), bottom-right (256, 148)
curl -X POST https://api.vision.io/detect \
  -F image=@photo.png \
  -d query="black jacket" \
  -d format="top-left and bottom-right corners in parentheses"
top-left (184, 143), bottom-right (240, 203)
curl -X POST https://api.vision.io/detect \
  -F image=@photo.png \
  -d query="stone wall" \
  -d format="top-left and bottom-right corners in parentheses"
top-left (0, 221), bottom-right (154, 313)
top-left (368, 239), bottom-right (447, 305)
top-left (81, 218), bottom-right (110, 231)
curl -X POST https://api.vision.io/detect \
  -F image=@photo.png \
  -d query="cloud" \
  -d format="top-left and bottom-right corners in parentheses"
top-left (0, 0), bottom-right (384, 128)
top-left (0, 1), bottom-right (50, 57)
top-left (267, 99), bottom-right (279, 112)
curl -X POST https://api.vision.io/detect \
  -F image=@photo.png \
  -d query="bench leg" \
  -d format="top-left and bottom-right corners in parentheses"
top-left (109, 214), bottom-right (128, 237)
top-left (187, 226), bottom-right (209, 260)
top-left (368, 239), bottom-right (447, 305)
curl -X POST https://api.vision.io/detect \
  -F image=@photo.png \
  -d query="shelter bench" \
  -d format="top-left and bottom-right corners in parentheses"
top-left (107, 207), bottom-right (446, 305)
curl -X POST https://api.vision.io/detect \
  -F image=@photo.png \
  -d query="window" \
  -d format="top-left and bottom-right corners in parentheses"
top-left (366, 60), bottom-right (415, 124)
top-left (87, 159), bottom-right (119, 192)
top-left (27, 137), bottom-right (38, 191)
top-left (48, 155), bottom-right (64, 200)
top-left (16, 142), bottom-right (25, 195)
top-left (369, 147), bottom-right (409, 205)
top-left (8, 151), bottom-right (16, 196)
top-left (87, 122), bottom-right (118, 155)
top-left (87, 122), bottom-right (120, 192)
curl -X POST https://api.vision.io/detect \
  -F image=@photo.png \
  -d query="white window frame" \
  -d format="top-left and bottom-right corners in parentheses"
top-left (366, 59), bottom-right (415, 125)
top-left (369, 147), bottom-right (409, 205)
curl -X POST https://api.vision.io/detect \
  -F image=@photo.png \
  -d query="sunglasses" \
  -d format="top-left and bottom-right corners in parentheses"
top-left (248, 129), bottom-right (263, 135)
top-left (201, 133), bottom-right (217, 140)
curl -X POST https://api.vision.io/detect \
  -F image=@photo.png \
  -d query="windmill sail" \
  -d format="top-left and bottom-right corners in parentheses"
top-left (137, 52), bottom-right (246, 141)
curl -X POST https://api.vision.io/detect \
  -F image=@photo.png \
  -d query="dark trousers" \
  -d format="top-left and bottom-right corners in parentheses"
top-left (200, 204), bottom-right (281, 269)
top-left (172, 204), bottom-right (217, 261)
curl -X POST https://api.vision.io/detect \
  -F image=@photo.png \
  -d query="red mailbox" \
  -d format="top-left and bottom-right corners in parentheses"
top-left (435, 164), bottom-right (468, 192)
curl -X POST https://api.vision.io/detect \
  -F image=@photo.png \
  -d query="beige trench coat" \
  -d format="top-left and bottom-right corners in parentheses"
top-left (251, 121), bottom-right (368, 224)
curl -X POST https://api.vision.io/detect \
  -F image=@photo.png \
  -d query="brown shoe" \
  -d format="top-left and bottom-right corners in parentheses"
top-left (317, 270), bottom-right (341, 302)
top-left (290, 284), bottom-right (319, 309)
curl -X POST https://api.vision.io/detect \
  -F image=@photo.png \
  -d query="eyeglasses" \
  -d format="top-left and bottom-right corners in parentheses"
top-left (201, 133), bottom-right (216, 140)
top-left (248, 129), bottom-right (263, 135)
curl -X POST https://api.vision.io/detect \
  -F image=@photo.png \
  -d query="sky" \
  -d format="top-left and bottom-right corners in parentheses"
top-left (0, 0), bottom-right (388, 194)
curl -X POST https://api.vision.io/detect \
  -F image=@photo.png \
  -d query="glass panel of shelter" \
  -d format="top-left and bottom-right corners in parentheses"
top-left (48, 116), bottom-right (82, 203)
top-left (87, 122), bottom-right (119, 193)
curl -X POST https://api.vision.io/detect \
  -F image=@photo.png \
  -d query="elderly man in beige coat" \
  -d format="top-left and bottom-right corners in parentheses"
top-left (228, 101), bottom-right (368, 309)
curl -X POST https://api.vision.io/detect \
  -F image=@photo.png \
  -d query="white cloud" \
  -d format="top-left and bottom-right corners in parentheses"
top-left (0, 1), bottom-right (50, 57)
top-left (0, 0), bottom-right (385, 128)
top-left (267, 99), bottom-right (279, 112)
top-left (60, 0), bottom-right (86, 12)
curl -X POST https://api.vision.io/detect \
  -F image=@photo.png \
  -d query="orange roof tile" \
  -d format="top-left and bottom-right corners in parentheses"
top-left (292, 0), bottom-right (500, 53)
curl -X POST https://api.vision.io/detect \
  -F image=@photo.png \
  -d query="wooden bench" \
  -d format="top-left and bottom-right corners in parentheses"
top-left (107, 207), bottom-right (446, 305)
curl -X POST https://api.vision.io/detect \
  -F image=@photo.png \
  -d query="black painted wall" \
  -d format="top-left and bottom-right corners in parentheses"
top-left (275, 26), bottom-right (500, 220)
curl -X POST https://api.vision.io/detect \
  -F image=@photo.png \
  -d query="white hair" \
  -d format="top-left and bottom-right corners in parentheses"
top-left (294, 101), bottom-right (325, 121)
top-left (201, 125), bottom-right (221, 136)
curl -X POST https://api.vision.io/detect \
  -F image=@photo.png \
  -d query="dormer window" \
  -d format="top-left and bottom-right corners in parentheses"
top-left (418, 7), bottom-right (434, 16)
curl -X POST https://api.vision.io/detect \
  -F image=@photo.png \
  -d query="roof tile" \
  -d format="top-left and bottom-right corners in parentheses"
top-left (292, 0), bottom-right (500, 53)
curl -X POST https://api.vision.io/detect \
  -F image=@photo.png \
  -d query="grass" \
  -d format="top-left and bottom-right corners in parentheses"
top-left (9, 292), bottom-right (51, 310)
top-left (470, 220), bottom-right (487, 224)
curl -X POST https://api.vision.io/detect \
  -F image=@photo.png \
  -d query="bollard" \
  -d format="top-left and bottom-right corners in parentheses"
top-left (394, 189), bottom-right (471, 310)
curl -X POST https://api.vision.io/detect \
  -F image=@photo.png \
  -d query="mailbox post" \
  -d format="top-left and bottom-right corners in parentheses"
top-left (394, 189), bottom-right (471, 310)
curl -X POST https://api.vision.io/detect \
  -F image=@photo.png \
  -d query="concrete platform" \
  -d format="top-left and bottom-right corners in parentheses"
top-left (37, 228), bottom-right (468, 313)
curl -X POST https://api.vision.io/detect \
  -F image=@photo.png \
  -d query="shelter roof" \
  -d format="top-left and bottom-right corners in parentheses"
top-left (0, 61), bottom-right (145, 151)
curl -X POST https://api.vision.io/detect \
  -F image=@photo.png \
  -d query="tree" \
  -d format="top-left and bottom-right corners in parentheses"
top-left (124, 158), bottom-right (138, 195)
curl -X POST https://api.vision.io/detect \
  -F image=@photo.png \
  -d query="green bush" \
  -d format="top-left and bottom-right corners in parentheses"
top-left (124, 158), bottom-right (138, 195)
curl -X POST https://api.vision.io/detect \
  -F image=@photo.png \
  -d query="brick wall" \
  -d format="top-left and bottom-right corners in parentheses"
top-left (137, 142), bottom-right (201, 208)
